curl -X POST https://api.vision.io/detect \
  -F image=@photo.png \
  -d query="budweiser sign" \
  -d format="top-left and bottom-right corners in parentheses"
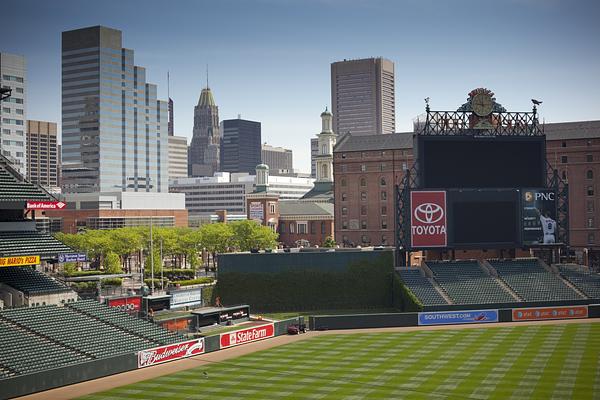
top-left (26, 201), bottom-right (67, 210)
top-left (220, 323), bottom-right (274, 349)
top-left (138, 339), bottom-right (205, 368)
top-left (410, 191), bottom-right (447, 248)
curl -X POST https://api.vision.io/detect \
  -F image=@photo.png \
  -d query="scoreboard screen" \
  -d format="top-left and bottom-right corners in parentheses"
top-left (452, 201), bottom-right (518, 245)
top-left (419, 135), bottom-right (546, 189)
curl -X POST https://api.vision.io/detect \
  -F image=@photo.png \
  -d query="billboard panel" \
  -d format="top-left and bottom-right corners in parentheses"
top-left (170, 288), bottom-right (202, 308)
top-left (220, 323), bottom-right (274, 349)
top-left (521, 189), bottom-right (558, 246)
top-left (410, 191), bottom-right (447, 248)
top-left (512, 305), bottom-right (588, 321)
top-left (138, 339), bottom-right (205, 368)
top-left (418, 310), bottom-right (499, 326)
top-left (249, 202), bottom-right (264, 223)
top-left (107, 296), bottom-right (142, 313)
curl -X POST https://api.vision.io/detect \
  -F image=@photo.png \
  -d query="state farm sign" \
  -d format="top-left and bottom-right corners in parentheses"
top-left (410, 191), bottom-right (447, 248)
top-left (26, 201), bottom-right (66, 210)
top-left (138, 339), bottom-right (204, 368)
top-left (220, 323), bottom-right (274, 349)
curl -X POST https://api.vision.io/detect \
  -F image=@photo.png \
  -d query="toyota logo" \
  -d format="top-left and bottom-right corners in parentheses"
top-left (414, 203), bottom-right (444, 224)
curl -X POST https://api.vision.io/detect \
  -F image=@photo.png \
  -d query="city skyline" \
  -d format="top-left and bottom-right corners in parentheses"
top-left (3, 0), bottom-right (600, 172)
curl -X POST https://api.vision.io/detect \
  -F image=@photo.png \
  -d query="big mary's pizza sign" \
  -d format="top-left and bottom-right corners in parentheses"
top-left (410, 191), bottom-right (447, 248)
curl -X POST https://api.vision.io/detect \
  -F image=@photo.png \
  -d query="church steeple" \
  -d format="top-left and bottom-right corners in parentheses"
top-left (316, 107), bottom-right (336, 183)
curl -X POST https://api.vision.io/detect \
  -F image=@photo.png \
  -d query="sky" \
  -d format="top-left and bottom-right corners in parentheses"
top-left (3, 0), bottom-right (600, 173)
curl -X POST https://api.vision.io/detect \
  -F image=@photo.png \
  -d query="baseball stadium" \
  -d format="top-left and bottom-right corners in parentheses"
top-left (1, 89), bottom-right (599, 400)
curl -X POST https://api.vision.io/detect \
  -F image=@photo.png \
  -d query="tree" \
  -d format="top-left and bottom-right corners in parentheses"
top-left (322, 236), bottom-right (336, 248)
top-left (200, 223), bottom-right (234, 254)
top-left (230, 220), bottom-right (278, 251)
top-left (145, 249), bottom-right (162, 276)
top-left (103, 252), bottom-right (123, 274)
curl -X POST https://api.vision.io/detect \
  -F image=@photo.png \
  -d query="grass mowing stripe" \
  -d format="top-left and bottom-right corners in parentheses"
top-left (78, 322), bottom-right (600, 400)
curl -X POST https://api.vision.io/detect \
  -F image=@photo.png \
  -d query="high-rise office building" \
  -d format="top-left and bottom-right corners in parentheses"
top-left (61, 26), bottom-right (169, 194)
top-left (331, 57), bottom-right (395, 136)
top-left (26, 120), bottom-right (58, 190)
top-left (261, 143), bottom-right (293, 173)
top-left (0, 52), bottom-right (27, 175)
top-left (310, 137), bottom-right (318, 178)
top-left (188, 87), bottom-right (220, 176)
top-left (168, 135), bottom-right (188, 180)
top-left (168, 97), bottom-right (174, 136)
top-left (220, 118), bottom-right (261, 174)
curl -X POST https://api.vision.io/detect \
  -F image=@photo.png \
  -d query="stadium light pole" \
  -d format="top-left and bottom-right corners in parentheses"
top-left (150, 218), bottom-right (154, 295)
top-left (160, 238), bottom-right (163, 291)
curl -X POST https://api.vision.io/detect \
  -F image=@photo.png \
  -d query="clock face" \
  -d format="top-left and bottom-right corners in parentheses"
top-left (472, 93), bottom-right (493, 117)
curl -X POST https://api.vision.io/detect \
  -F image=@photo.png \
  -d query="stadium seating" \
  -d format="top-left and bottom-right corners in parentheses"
top-left (0, 266), bottom-right (71, 295)
top-left (0, 157), bottom-right (52, 201)
top-left (489, 259), bottom-right (583, 301)
top-left (0, 319), bottom-right (89, 377)
top-left (66, 300), bottom-right (186, 345)
top-left (398, 269), bottom-right (449, 305)
top-left (0, 230), bottom-right (73, 258)
top-left (558, 265), bottom-right (600, 299)
top-left (426, 260), bottom-right (515, 304)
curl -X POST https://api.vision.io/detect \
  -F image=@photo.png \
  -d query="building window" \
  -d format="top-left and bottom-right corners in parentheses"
top-left (361, 220), bottom-right (367, 230)
top-left (588, 218), bottom-right (595, 228)
top-left (310, 222), bottom-right (315, 234)
top-left (361, 192), bottom-right (367, 201)
top-left (341, 178), bottom-right (347, 187)
top-left (341, 153), bottom-right (346, 159)
top-left (381, 191), bottom-right (387, 201)
top-left (342, 220), bottom-right (348, 230)
top-left (588, 186), bottom-right (595, 196)
top-left (561, 141), bottom-right (567, 148)
top-left (588, 233), bottom-right (596, 245)
top-left (381, 235), bottom-right (387, 245)
top-left (360, 177), bottom-right (366, 187)
top-left (342, 207), bottom-right (348, 215)
top-left (290, 223), bottom-right (295, 234)
top-left (360, 164), bottom-right (367, 172)
top-left (270, 203), bottom-right (276, 213)
top-left (321, 222), bottom-right (326, 234)
top-left (381, 205), bottom-right (387, 215)
top-left (561, 156), bottom-right (568, 164)
top-left (341, 165), bottom-right (347, 172)
top-left (587, 140), bottom-right (592, 146)
top-left (587, 170), bottom-right (594, 180)
top-left (361, 152), bottom-right (366, 158)
top-left (381, 220), bottom-right (387, 229)
top-left (298, 222), bottom-right (307, 234)
top-left (562, 170), bottom-right (567, 180)
top-left (321, 144), bottom-right (327, 155)
top-left (341, 192), bottom-right (347, 201)
top-left (279, 222), bottom-right (285, 233)
top-left (361, 205), bottom-right (367, 215)
top-left (587, 154), bottom-right (593, 162)
top-left (361, 235), bottom-right (369, 244)
top-left (381, 151), bottom-right (387, 156)
top-left (587, 201), bottom-right (594, 212)
top-left (380, 177), bottom-right (386, 186)
top-left (380, 163), bottom-right (386, 172)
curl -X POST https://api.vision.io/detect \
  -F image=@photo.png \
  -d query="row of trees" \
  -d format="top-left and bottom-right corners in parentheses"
top-left (55, 220), bottom-right (279, 274)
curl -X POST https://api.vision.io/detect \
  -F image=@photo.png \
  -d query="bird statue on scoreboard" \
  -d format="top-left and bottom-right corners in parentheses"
top-left (531, 99), bottom-right (543, 105)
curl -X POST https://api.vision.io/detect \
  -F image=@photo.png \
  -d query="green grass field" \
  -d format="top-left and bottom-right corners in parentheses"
top-left (79, 322), bottom-right (600, 399)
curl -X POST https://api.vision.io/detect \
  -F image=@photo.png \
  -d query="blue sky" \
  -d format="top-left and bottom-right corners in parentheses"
top-left (3, 0), bottom-right (600, 172)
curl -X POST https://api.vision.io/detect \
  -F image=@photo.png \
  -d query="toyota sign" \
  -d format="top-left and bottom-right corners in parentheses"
top-left (410, 191), bottom-right (447, 248)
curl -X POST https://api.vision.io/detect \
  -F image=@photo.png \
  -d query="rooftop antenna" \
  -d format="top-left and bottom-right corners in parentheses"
top-left (206, 64), bottom-right (209, 89)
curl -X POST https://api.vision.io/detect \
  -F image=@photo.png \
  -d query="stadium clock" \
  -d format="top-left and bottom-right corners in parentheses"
top-left (472, 92), bottom-right (493, 117)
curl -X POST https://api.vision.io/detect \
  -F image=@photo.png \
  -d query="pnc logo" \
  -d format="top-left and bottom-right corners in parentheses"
top-left (525, 192), bottom-right (534, 202)
top-left (414, 203), bottom-right (444, 224)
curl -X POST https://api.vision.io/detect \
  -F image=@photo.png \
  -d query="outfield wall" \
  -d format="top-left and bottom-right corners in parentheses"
top-left (0, 317), bottom-right (301, 400)
top-left (309, 304), bottom-right (600, 330)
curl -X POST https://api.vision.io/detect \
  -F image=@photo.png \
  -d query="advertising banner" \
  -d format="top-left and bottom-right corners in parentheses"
top-left (512, 305), bottom-right (588, 321)
top-left (220, 323), bottom-right (274, 349)
top-left (410, 191), bottom-right (447, 248)
top-left (418, 310), bottom-right (499, 326)
top-left (0, 255), bottom-right (40, 267)
top-left (170, 288), bottom-right (202, 308)
top-left (26, 201), bottom-right (66, 210)
top-left (521, 189), bottom-right (557, 246)
top-left (138, 338), bottom-right (205, 368)
top-left (249, 202), bottom-right (264, 223)
top-left (107, 296), bottom-right (142, 313)
top-left (58, 253), bottom-right (87, 263)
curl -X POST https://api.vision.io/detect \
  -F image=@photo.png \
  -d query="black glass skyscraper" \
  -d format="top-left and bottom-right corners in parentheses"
top-left (220, 118), bottom-right (261, 174)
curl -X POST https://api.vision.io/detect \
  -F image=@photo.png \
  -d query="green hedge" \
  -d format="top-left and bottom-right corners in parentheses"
top-left (214, 252), bottom-right (394, 312)
top-left (392, 273), bottom-right (423, 312)
top-left (70, 281), bottom-right (97, 291)
top-left (144, 278), bottom-right (169, 288)
top-left (64, 270), bottom-right (105, 277)
top-left (101, 278), bottom-right (123, 287)
top-left (171, 277), bottom-right (214, 286)
top-left (202, 284), bottom-right (215, 306)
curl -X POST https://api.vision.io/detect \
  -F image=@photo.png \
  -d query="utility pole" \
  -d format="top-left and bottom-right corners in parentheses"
top-left (160, 238), bottom-right (164, 290)
top-left (150, 218), bottom-right (154, 295)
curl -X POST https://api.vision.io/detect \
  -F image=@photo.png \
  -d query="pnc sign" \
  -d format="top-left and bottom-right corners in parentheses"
top-left (410, 191), bottom-right (447, 248)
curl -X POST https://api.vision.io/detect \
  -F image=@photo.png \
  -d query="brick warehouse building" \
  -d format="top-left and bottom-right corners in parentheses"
top-left (333, 120), bottom-right (600, 267)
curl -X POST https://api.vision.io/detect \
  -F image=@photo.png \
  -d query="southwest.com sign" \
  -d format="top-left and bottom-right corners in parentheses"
top-left (410, 191), bottom-right (447, 248)
top-left (418, 310), bottom-right (499, 326)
